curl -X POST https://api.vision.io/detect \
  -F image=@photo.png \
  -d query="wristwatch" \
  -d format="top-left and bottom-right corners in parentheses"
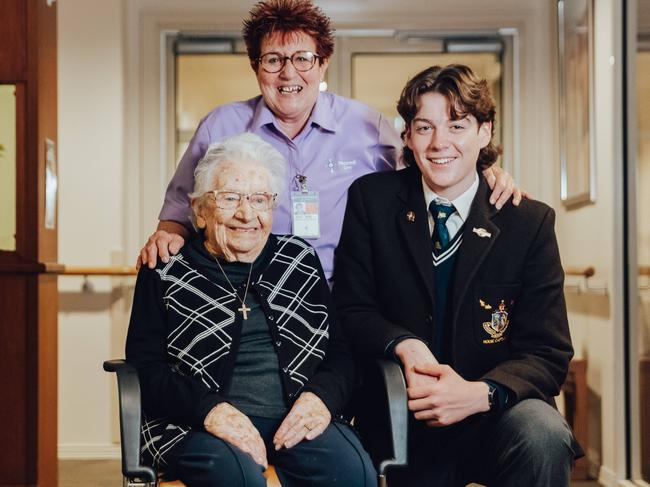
top-left (486, 382), bottom-right (499, 412)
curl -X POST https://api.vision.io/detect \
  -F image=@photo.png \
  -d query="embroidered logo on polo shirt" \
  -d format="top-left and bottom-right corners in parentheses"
top-left (327, 158), bottom-right (357, 173)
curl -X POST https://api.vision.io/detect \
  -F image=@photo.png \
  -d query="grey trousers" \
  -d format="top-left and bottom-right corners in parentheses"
top-left (388, 399), bottom-right (577, 487)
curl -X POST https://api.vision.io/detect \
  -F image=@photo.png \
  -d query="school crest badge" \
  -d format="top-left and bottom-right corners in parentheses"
top-left (481, 299), bottom-right (510, 344)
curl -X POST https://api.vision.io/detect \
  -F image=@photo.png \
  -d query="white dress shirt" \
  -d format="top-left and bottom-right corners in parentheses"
top-left (422, 172), bottom-right (479, 239)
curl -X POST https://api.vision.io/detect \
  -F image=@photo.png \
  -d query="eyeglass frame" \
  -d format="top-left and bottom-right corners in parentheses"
top-left (256, 50), bottom-right (322, 73)
top-left (205, 190), bottom-right (278, 212)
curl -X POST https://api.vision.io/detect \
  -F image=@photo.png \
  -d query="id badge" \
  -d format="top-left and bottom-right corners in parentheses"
top-left (291, 191), bottom-right (320, 238)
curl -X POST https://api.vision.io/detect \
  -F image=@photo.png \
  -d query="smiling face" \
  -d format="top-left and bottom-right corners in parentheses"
top-left (256, 30), bottom-right (328, 130)
top-left (405, 91), bottom-right (492, 200)
top-left (194, 161), bottom-right (273, 263)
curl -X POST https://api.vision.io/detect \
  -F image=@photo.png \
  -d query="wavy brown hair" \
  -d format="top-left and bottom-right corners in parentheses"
top-left (397, 64), bottom-right (501, 170)
top-left (243, 0), bottom-right (334, 67)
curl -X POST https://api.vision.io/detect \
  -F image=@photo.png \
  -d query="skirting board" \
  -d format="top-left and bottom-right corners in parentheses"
top-left (586, 447), bottom-right (601, 481)
top-left (598, 465), bottom-right (621, 487)
top-left (58, 444), bottom-right (120, 459)
top-left (597, 465), bottom-right (646, 487)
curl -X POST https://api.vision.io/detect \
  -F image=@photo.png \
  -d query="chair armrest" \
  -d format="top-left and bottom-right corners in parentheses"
top-left (104, 359), bottom-right (156, 482)
top-left (375, 359), bottom-right (408, 478)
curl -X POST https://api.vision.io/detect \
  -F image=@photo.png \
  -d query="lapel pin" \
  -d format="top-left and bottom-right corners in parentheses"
top-left (406, 211), bottom-right (415, 222)
top-left (473, 227), bottom-right (491, 238)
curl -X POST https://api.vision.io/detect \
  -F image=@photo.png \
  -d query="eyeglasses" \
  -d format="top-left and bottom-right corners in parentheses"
top-left (207, 190), bottom-right (277, 211)
top-left (257, 51), bottom-right (321, 73)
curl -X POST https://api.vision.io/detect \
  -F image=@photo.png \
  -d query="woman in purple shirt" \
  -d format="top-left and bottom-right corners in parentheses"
top-left (138, 0), bottom-right (521, 280)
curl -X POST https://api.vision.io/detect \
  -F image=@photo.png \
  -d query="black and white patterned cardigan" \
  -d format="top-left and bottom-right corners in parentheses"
top-left (125, 234), bottom-right (355, 469)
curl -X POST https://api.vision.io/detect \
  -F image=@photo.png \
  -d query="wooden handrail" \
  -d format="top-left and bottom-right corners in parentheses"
top-left (61, 266), bottom-right (137, 276)
top-left (61, 265), bottom-right (638, 278)
top-left (54, 265), bottom-right (649, 277)
top-left (565, 266), bottom-right (595, 278)
top-left (564, 266), bottom-right (650, 277)
top-left (44, 262), bottom-right (65, 273)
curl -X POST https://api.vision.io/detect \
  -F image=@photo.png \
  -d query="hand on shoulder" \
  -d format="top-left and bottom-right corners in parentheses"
top-left (136, 221), bottom-right (189, 269)
top-left (482, 165), bottom-right (532, 209)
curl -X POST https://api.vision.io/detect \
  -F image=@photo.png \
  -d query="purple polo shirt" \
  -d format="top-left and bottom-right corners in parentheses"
top-left (160, 92), bottom-right (401, 279)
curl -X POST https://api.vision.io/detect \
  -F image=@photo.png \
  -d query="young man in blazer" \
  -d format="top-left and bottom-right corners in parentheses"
top-left (334, 64), bottom-right (579, 486)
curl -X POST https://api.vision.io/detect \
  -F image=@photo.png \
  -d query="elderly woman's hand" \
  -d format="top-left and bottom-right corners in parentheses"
top-left (273, 392), bottom-right (331, 450)
top-left (204, 402), bottom-right (268, 468)
top-left (482, 165), bottom-right (531, 209)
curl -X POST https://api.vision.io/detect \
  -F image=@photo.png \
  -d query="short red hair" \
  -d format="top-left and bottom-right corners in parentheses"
top-left (242, 0), bottom-right (334, 64)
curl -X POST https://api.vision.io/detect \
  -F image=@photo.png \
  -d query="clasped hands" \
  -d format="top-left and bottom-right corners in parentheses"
top-left (203, 391), bottom-right (331, 468)
top-left (394, 338), bottom-right (490, 427)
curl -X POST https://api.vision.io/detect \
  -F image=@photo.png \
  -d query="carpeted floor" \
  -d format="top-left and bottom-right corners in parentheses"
top-left (59, 459), bottom-right (603, 487)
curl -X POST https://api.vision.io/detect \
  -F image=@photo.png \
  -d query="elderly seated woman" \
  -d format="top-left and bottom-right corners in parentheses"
top-left (126, 133), bottom-right (375, 487)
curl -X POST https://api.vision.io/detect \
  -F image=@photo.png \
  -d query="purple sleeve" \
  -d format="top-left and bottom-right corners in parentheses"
top-left (158, 119), bottom-right (212, 228)
top-left (375, 113), bottom-right (403, 171)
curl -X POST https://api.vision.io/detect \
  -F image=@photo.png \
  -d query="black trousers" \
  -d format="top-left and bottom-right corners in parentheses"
top-left (165, 416), bottom-right (377, 487)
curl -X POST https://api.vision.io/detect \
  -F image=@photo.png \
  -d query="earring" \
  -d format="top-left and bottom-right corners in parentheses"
top-left (319, 80), bottom-right (328, 92)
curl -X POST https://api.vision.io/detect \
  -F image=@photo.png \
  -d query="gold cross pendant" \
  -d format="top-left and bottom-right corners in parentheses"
top-left (238, 304), bottom-right (251, 320)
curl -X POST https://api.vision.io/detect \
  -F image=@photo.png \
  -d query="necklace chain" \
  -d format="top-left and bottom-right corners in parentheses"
top-left (212, 254), bottom-right (253, 320)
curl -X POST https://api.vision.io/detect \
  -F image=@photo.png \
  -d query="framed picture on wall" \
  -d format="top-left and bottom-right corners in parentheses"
top-left (557, 0), bottom-right (596, 208)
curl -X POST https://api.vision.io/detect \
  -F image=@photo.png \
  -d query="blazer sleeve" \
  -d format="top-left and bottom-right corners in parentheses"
top-left (481, 207), bottom-right (574, 401)
top-left (302, 251), bottom-right (356, 415)
top-left (125, 267), bottom-right (226, 428)
top-left (334, 179), bottom-right (420, 358)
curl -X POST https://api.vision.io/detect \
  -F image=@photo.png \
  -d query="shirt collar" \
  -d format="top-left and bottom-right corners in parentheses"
top-left (310, 93), bottom-right (337, 132)
top-left (251, 95), bottom-right (277, 132)
top-left (250, 93), bottom-right (337, 133)
top-left (421, 172), bottom-right (479, 223)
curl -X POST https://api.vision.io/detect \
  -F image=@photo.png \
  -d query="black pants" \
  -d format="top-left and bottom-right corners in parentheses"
top-left (166, 416), bottom-right (377, 487)
top-left (387, 399), bottom-right (577, 487)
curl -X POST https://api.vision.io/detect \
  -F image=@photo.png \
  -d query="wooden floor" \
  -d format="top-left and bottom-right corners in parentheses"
top-left (59, 459), bottom-right (603, 486)
top-left (59, 460), bottom-right (121, 487)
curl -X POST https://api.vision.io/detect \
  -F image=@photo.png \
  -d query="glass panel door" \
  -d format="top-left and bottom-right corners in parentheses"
top-left (0, 84), bottom-right (17, 251)
top-left (351, 52), bottom-right (502, 154)
top-left (176, 53), bottom-right (260, 162)
top-left (172, 32), bottom-right (510, 175)
top-left (330, 33), bottom-right (511, 171)
top-left (635, 42), bottom-right (650, 485)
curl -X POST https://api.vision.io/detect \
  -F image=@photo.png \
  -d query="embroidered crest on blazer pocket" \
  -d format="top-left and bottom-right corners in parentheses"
top-left (474, 284), bottom-right (521, 346)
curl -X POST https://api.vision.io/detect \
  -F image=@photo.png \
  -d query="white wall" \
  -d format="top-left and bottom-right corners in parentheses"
top-left (56, 1), bottom-right (631, 482)
top-left (57, 0), bottom-right (126, 458)
top-left (554, 0), bottom-right (627, 483)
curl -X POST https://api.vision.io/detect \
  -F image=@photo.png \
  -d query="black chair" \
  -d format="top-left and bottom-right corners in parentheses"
top-left (103, 360), bottom-right (156, 487)
top-left (372, 359), bottom-right (409, 487)
top-left (104, 358), bottom-right (408, 487)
